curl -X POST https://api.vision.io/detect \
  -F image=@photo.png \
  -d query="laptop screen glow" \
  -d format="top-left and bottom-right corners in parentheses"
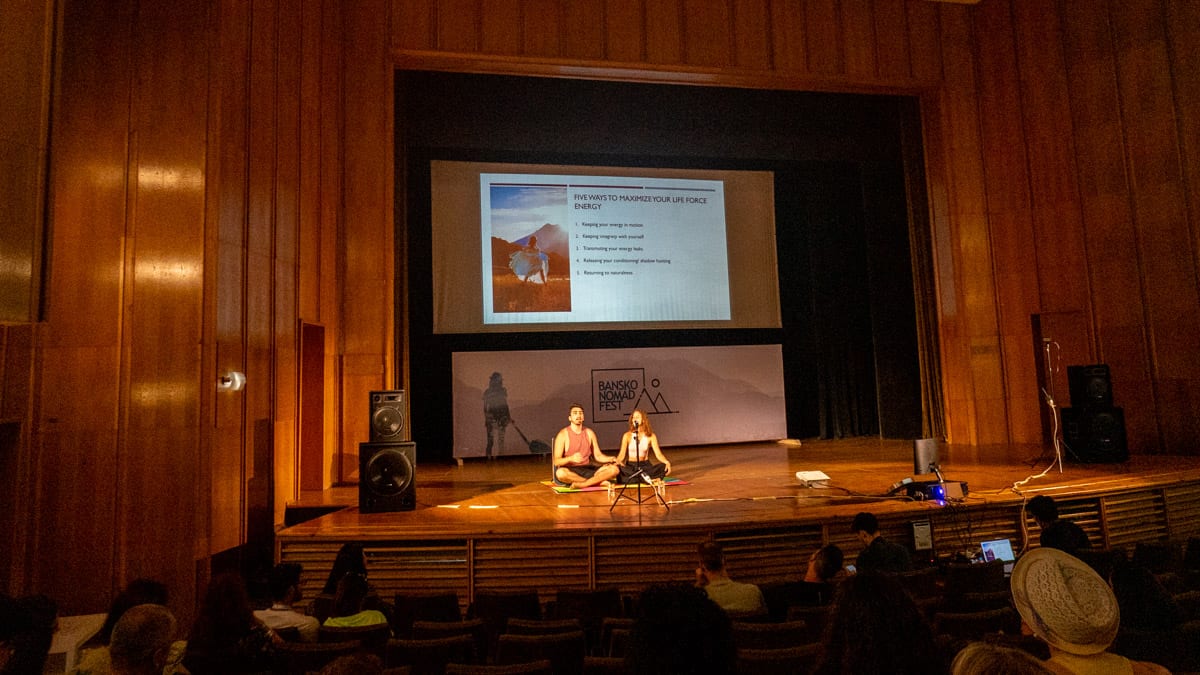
top-left (981, 538), bottom-right (1016, 574)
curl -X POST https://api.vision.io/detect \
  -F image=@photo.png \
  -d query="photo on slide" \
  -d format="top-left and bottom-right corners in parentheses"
top-left (489, 184), bottom-right (572, 313)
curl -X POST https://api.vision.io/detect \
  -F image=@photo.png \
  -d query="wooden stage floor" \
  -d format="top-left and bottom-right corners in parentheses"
top-left (282, 438), bottom-right (1200, 540)
top-left (277, 439), bottom-right (1200, 605)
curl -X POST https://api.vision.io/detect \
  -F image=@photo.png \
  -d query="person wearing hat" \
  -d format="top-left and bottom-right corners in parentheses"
top-left (1009, 548), bottom-right (1169, 674)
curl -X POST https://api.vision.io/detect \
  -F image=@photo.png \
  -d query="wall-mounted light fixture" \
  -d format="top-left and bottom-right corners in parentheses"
top-left (218, 371), bottom-right (246, 391)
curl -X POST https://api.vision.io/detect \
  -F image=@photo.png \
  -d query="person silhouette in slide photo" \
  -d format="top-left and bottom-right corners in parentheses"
top-left (508, 235), bottom-right (548, 284)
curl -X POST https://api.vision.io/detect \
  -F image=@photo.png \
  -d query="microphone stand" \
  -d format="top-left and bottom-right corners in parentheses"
top-left (609, 425), bottom-right (669, 510)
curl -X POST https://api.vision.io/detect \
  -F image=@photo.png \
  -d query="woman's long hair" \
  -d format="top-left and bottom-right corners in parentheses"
top-left (628, 409), bottom-right (654, 437)
top-left (322, 543), bottom-right (367, 595)
top-left (814, 572), bottom-right (943, 675)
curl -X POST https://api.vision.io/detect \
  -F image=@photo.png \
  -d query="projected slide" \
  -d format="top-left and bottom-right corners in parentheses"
top-left (482, 174), bottom-right (730, 324)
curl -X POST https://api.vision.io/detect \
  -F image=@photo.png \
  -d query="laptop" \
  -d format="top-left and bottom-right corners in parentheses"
top-left (980, 538), bottom-right (1017, 575)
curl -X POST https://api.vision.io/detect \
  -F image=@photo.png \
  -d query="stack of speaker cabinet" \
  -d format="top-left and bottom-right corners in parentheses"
top-left (1061, 365), bottom-right (1128, 463)
top-left (359, 390), bottom-right (417, 512)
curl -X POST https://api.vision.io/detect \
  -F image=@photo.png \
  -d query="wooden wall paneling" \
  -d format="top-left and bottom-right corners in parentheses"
top-left (603, 0), bottom-right (645, 62)
top-left (803, 0), bottom-right (842, 75)
top-left (972, 0), bottom-right (1038, 443)
top-left (33, 0), bottom-right (135, 614)
top-left (937, 5), bottom-right (1003, 444)
top-left (481, 0), bottom-right (523, 55)
top-left (768, 0), bottom-right (808, 73)
top-left (521, 0), bottom-right (560, 57)
top-left (594, 532), bottom-right (698, 589)
top-left (393, 0), bottom-right (436, 51)
top-left (561, 0), bottom-right (605, 60)
top-left (1110, 0), bottom-right (1200, 454)
top-left (873, 0), bottom-right (912, 82)
top-left (1011, 2), bottom-right (1090, 316)
top-left (731, 0), bottom-right (771, 71)
top-left (905, 0), bottom-right (942, 83)
top-left (340, 0), bottom-right (395, 485)
top-left (644, 0), bottom-right (684, 65)
top-left (244, 0), bottom-right (280, 550)
top-left (118, 0), bottom-right (208, 608)
top-left (1059, 0), bottom-right (1156, 451)
top-left (681, 0), bottom-right (734, 68)
top-left (437, 0), bottom-right (482, 53)
top-left (319, 0), bottom-right (343, 487)
top-left (0, 0), bottom-right (55, 323)
top-left (210, 0), bottom-right (252, 555)
top-left (1164, 2), bottom-right (1200, 451)
top-left (273, 0), bottom-right (303, 521)
top-left (840, 0), bottom-right (877, 78)
top-left (1, 326), bottom-right (33, 594)
top-left (1102, 490), bottom-right (1169, 548)
top-left (298, 0), bottom-right (323, 321)
top-left (1165, 1), bottom-right (1200, 298)
top-left (473, 537), bottom-right (590, 595)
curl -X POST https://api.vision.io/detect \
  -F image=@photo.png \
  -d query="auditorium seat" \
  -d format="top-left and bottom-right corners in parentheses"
top-left (495, 630), bottom-right (587, 675)
top-left (445, 660), bottom-right (553, 675)
top-left (731, 620), bottom-right (810, 650)
top-left (319, 623), bottom-right (392, 657)
top-left (410, 619), bottom-right (489, 665)
top-left (393, 590), bottom-right (463, 637)
top-left (932, 606), bottom-right (1021, 641)
top-left (387, 634), bottom-right (478, 674)
top-left (735, 643), bottom-right (823, 675)
top-left (272, 639), bottom-right (361, 675)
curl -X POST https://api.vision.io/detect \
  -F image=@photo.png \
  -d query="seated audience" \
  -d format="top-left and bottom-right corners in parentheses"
top-left (323, 573), bottom-right (389, 629)
top-left (694, 541), bottom-right (767, 616)
top-left (950, 641), bottom-right (1055, 675)
top-left (254, 563), bottom-right (320, 641)
top-left (1025, 496), bottom-right (1090, 556)
top-left (851, 511), bottom-right (912, 573)
top-left (1110, 556), bottom-right (1183, 631)
top-left (183, 573), bottom-right (279, 674)
top-left (1009, 548), bottom-right (1169, 674)
top-left (626, 583), bottom-right (735, 675)
top-left (321, 543), bottom-right (369, 596)
top-left (109, 604), bottom-right (179, 675)
top-left (72, 578), bottom-right (186, 675)
top-left (813, 572), bottom-right (943, 675)
top-left (0, 593), bottom-right (58, 675)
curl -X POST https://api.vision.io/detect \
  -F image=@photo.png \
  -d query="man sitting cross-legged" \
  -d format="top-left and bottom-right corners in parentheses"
top-left (552, 403), bottom-right (620, 489)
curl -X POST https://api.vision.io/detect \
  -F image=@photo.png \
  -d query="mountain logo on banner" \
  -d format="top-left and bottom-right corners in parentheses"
top-left (591, 367), bottom-right (677, 423)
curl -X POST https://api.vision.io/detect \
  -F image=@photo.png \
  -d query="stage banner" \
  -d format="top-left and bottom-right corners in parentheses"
top-left (452, 345), bottom-right (786, 459)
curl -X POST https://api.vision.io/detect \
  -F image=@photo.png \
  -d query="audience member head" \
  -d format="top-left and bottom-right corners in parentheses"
top-left (332, 572), bottom-right (371, 618)
top-left (318, 652), bottom-right (384, 675)
top-left (1109, 555), bottom-right (1182, 630)
top-left (0, 593), bottom-right (58, 675)
top-left (806, 544), bottom-right (845, 583)
top-left (1025, 496), bottom-right (1059, 527)
top-left (267, 563), bottom-right (304, 604)
top-left (626, 583), bottom-right (735, 675)
top-left (109, 604), bottom-right (177, 675)
top-left (322, 543), bottom-right (367, 595)
top-left (1009, 548), bottom-right (1118, 656)
top-left (189, 573), bottom-right (257, 645)
top-left (851, 511), bottom-right (879, 535)
top-left (815, 572), bottom-right (941, 675)
top-left (99, 579), bottom-right (169, 645)
top-left (698, 541), bottom-right (726, 574)
top-left (950, 641), bottom-right (1055, 675)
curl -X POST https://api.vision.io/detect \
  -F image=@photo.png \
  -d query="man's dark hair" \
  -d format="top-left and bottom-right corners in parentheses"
top-left (268, 563), bottom-right (303, 601)
top-left (852, 512), bottom-right (879, 535)
top-left (1026, 495), bottom-right (1059, 522)
top-left (698, 541), bottom-right (725, 572)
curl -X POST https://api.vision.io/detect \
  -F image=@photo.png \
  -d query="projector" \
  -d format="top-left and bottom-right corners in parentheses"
top-left (918, 481), bottom-right (968, 501)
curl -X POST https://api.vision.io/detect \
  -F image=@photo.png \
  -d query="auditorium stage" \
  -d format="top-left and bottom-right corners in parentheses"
top-left (277, 439), bottom-right (1200, 605)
